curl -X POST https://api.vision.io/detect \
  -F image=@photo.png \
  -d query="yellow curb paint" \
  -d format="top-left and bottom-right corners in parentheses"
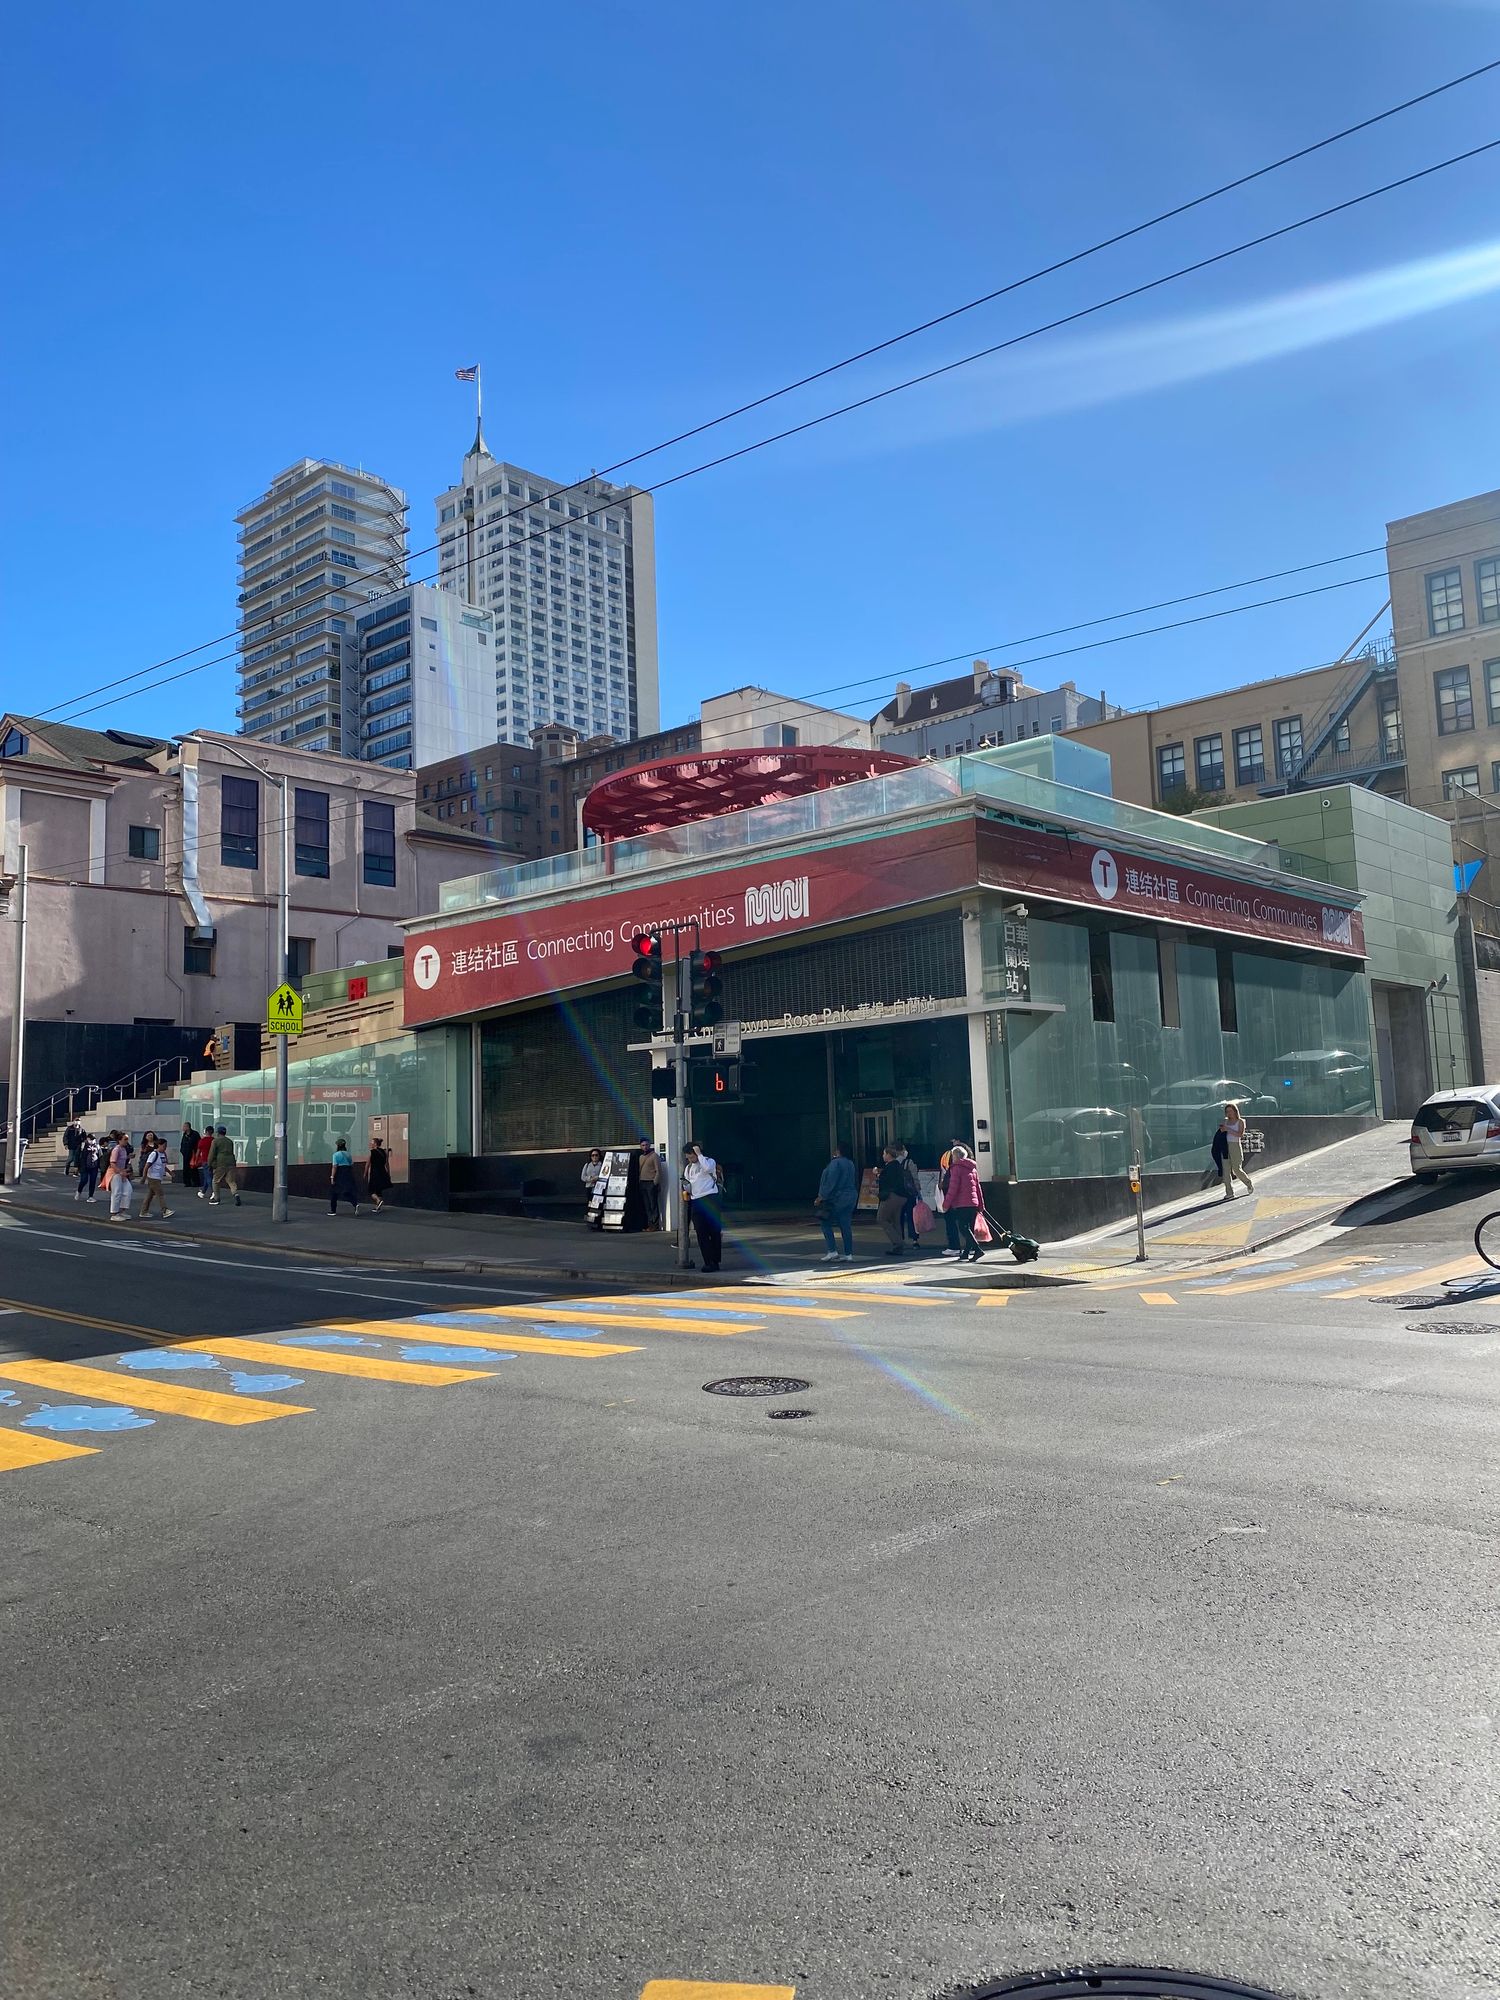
top-left (0, 1427), bottom-right (100, 1471)
top-left (180, 1336), bottom-right (494, 1386)
top-left (0, 1360), bottom-right (309, 1426)
top-left (641, 1984), bottom-right (796, 1999)
top-left (319, 1321), bottom-right (640, 1360)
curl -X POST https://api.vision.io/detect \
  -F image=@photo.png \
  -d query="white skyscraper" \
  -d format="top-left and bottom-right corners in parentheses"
top-left (355, 582), bottom-right (496, 770)
top-left (433, 425), bottom-right (658, 745)
top-left (236, 459), bottom-right (408, 756)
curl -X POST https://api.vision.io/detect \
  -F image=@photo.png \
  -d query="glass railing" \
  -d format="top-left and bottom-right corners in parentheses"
top-left (436, 747), bottom-right (1325, 917)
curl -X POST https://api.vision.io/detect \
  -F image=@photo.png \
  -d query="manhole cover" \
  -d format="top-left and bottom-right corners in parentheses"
top-left (941, 1972), bottom-right (1293, 1999)
top-left (702, 1375), bottom-right (811, 1398)
top-left (1410, 1319), bottom-right (1494, 1336)
top-left (768, 1406), bottom-right (814, 1419)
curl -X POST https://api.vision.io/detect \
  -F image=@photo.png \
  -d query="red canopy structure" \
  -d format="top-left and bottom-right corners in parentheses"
top-left (581, 745), bottom-right (914, 843)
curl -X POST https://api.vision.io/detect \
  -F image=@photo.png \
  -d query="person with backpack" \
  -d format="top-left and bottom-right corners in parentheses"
top-left (61, 1120), bottom-right (83, 1182)
top-left (207, 1126), bottom-right (240, 1206)
top-left (192, 1126), bottom-right (214, 1196)
top-left (1218, 1100), bottom-right (1255, 1201)
top-left (138, 1132), bottom-right (175, 1220)
top-left (942, 1143), bottom-right (985, 1262)
top-left (76, 1131), bottom-right (103, 1202)
top-left (877, 1146), bottom-right (914, 1255)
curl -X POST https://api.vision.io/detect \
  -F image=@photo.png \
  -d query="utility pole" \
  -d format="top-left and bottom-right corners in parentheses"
top-left (5, 843), bottom-right (27, 1182)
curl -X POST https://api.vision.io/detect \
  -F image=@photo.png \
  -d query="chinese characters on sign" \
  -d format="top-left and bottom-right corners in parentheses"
top-left (1001, 914), bottom-right (1031, 1000)
top-left (1123, 866), bottom-right (1181, 904)
top-left (450, 939), bottom-right (520, 975)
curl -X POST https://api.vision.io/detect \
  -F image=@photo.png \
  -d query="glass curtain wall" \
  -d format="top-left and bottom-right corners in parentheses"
top-left (179, 1030), bottom-right (467, 1167)
top-left (985, 909), bottom-right (1374, 1180)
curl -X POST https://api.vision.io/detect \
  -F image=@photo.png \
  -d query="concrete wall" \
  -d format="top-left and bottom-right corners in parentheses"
top-left (699, 689), bottom-right (871, 754)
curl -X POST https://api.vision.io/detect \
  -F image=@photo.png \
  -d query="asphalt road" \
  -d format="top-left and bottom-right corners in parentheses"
top-left (0, 1185), bottom-right (1495, 2000)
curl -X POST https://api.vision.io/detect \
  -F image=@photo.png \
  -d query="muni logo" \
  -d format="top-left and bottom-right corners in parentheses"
top-left (744, 875), bottom-right (810, 929)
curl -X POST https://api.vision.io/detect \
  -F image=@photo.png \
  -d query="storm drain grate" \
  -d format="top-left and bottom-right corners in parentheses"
top-left (768, 1406), bottom-right (814, 1419)
top-left (1410, 1319), bottom-right (1496, 1336)
top-left (702, 1375), bottom-right (811, 1398)
top-left (939, 1970), bottom-right (1294, 1999)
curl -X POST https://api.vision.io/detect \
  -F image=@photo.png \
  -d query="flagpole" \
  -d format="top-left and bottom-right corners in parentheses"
top-left (475, 363), bottom-right (482, 436)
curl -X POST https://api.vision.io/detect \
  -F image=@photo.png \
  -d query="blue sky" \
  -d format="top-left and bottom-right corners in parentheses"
top-left (2, 0), bottom-right (1497, 743)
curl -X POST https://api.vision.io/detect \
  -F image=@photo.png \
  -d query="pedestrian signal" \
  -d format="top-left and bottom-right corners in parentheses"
top-left (650, 1066), bottom-right (677, 1103)
top-left (632, 930), bottom-right (663, 1033)
top-left (688, 947), bottom-right (724, 1030)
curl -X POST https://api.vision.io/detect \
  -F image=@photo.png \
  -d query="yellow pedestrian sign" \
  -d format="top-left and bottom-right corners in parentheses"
top-left (267, 983), bottom-right (303, 1035)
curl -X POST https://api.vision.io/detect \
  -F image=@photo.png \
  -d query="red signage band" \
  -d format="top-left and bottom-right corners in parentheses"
top-left (977, 819), bottom-right (1365, 959)
top-left (403, 820), bottom-right (979, 1025)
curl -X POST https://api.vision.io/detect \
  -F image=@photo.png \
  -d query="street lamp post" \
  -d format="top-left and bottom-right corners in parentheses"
top-left (198, 740), bottom-right (290, 1224)
top-left (5, 843), bottom-right (28, 1183)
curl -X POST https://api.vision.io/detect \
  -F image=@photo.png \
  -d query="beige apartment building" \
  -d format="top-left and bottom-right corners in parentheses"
top-left (0, 717), bottom-right (500, 1127)
top-left (1069, 488), bottom-right (1500, 839)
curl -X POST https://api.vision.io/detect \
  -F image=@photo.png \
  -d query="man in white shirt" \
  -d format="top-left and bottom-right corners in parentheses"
top-left (680, 1143), bottom-right (723, 1272)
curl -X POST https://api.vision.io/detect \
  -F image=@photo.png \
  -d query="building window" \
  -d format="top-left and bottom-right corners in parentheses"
top-left (1194, 732), bottom-right (1225, 792)
top-left (1088, 930), bottom-right (1114, 1023)
top-left (1156, 936), bottom-right (1180, 1030)
top-left (1155, 743), bottom-right (1186, 795)
top-left (1379, 693), bottom-right (1403, 757)
top-left (1485, 660), bottom-right (1500, 727)
top-left (1444, 766), bottom-right (1481, 801)
top-left (1, 727), bottom-right (28, 758)
top-left (363, 799), bottom-right (396, 886)
top-left (1427, 568), bottom-right (1465, 636)
top-left (1478, 557), bottom-right (1500, 627)
top-left (1272, 716), bottom-right (1303, 777)
top-left (128, 825), bottom-right (160, 861)
top-left (1491, 760), bottom-right (1500, 794)
top-left (1216, 947), bottom-right (1238, 1034)
top-left (220, 774), bottom-right (259, 868)
top-left (1434, 665), bottom-right (1474, 735)
top-left (182, 929), bottom-right (214, 976)
top-left (1232, 725), bottom-right (1265, 785)
top-left (293, 788), bottom-right (330, 877)
top-left (286, 936), bottom-right (315, 982)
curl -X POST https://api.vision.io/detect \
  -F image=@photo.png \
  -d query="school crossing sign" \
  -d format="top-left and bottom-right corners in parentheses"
top-left (266, 983), bottom-right (303, 1035)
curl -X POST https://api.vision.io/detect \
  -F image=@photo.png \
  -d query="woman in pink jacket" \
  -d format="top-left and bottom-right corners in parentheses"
top-left (944, 1143), bottom-right (985, 1262)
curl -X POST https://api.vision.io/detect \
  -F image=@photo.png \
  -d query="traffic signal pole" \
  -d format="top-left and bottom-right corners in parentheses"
top-left (672, 934), bottom-right (691, 1269)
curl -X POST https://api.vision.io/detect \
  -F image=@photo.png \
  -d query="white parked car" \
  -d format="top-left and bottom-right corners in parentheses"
top-left (1408, 1086), bottom-right (1500, 1179)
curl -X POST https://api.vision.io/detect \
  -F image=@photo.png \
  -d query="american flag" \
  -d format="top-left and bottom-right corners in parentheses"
top-left (454, 365), bottom-right (479, 382)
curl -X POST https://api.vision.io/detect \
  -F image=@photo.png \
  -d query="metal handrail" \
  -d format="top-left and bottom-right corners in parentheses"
top-left (1, 1054), bottom-right (197, 1149)
top-left (1284, 645), bottom-right (1398, 787)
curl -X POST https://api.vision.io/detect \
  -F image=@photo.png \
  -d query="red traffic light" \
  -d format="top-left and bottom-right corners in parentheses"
top-left (697, 950), bottom-right (722, 975)
top-left (631, 932), bottom-right (662, 960)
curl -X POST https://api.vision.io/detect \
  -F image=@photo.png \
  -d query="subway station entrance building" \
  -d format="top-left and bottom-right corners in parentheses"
top-left (404, 744), bottom-right (1377, 1235)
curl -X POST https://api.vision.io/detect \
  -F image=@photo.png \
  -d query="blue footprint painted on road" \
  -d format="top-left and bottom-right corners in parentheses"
top-left (228, 1371), bottom-right (304, 1393)
top-left (296, 1332), bottom-right (369, 1348)
top-left (0, 1388), bottom-right (18, 1406)
top-left (22, 1404), bottom-right (154, 1433)
top-left (116, 1349), bottom-right (222, 1371)
top-left (398, 1343), bottom-right (517, 1367)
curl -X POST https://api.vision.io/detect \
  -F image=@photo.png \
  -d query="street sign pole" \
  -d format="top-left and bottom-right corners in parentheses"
top-left (5, 843), bottom-right (27, 1182)
top-left (673, 932), bottom-right (691, 1269)
top-left (1129, 1104), bottom-right (1147, 1263)
top-left (273, 777), bottom-right (290, 1225)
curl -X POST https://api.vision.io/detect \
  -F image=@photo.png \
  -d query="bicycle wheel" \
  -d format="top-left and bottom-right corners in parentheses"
top-left (1473, 1210), bottom-right (1500, 1271)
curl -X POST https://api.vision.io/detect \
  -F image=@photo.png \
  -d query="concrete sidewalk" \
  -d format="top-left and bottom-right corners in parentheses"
top-left (0, 1119), bottom-right (1418, 1292)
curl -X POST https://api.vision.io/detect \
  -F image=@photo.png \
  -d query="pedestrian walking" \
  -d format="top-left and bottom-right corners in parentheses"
top-left (1200, 1123), bottom-right (1229, 1192)
top-left (138, 1132), bottom-right (175, 1219)
top-left (192, 1126), bottom-right (214, 1196)
top-left (366, 1138), bottom-right (392, 1212)
top-left (106, 1132), bottom-right (135, 1220)
top-left (179, 1122), bottom-right (199, 1186)
top-left (1218, 1100), bottom-right (1254, 1201)
top-left (893, 1140), bottom-right (921, 1241)
top-left (76, 1131), bottom-right (102, 1202)
top-left (943, 1143), bottom-right (985, 1261)
top-left (581, 1147), bottom-right (605, 1217)
top-left (937, 1146), bottom-right (964, 1254)
top-left (876, 1146), bottom-right (913, 1255)
top-left (328, 1136), bottom-right (359, 1215)
top-left (636, 1139), bottom-right (661, 1230)
top-left (61, 1119), bottom-right (83, 1181)
top-left (814, 1141), bottom-right (858, 1261)
top-left (207, 1126), bottom-right (240, 1206)
top-left (680, 1142), bottom-right (724, 1272)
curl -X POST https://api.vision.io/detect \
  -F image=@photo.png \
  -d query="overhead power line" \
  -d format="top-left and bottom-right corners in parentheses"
top-left (33, 56), bottom-right (1500, 728)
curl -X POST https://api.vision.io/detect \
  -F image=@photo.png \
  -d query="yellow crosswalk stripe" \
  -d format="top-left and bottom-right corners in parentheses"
top-left (475, 1304), bottom-right (756, 1336)
top-left (1334, 1254), bottom-right (1484, 1299)
top-left (624, 1296), bottom-right (858, 1321)
top-left (1186, 1255), bottom-right (1362, 1297)
top-left (641, 1983), bottom-right (795, 1999)
top-left (978, 1293), bottom-right (1013, 1307)
top-left (1140, 1291), bottom-right (1178, 1305)
top-left (0, 1360), bottom-right (309, 1425)
top-left (0, 1427), bottom-right (100, 1471)
top-left (179, 1336), bottom-right (496, 1386)
top-left (759, 1288), bottom-right (944, 1307)
top-left (320, 1320), bottom-right (641, 1360)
